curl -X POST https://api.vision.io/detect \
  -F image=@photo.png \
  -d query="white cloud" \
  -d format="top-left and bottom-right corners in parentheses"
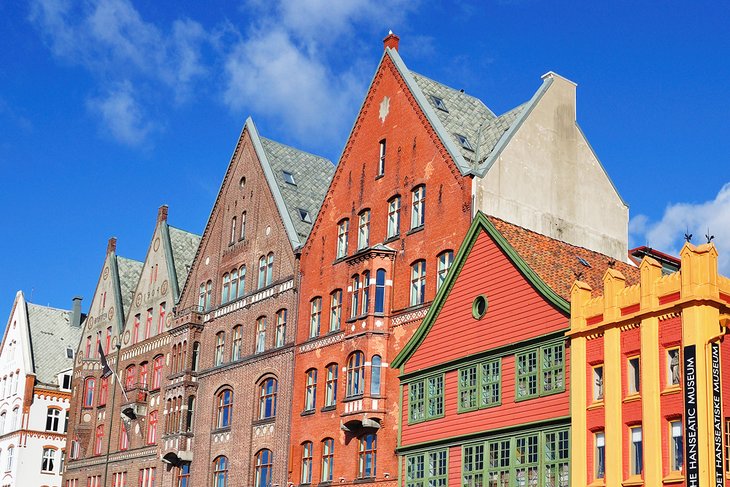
top-left (630, 183), bottom-right (730, 273)
top-left (29, 0), bottom-right (208, 144)
top-left (87, 81), bottom-right (153, 146)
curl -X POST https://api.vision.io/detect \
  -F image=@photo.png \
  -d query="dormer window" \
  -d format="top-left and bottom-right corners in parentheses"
top-left (60, 374), bottom-right (72, 390)
top-left (298, 208), bottom-right (312, 223)
top-left (455, 134), bottom-right (474, 151)
top-left (282, 171), bottom-right (296, 185)
top-left (430, 95), bottom-right (448, 112)
top-left (66, 347), bottom-right (74, 359)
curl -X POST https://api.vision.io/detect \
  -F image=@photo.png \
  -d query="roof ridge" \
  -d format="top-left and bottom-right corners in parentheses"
top-left (259, 136), bottom-right (333, 163)
top-left (167, 225), bottom-right (202, 238)
top-left (26, 302), bottom-right (71, 313)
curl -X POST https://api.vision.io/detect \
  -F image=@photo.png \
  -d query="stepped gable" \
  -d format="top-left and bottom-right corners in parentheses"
top-left (26, 302), bottom-right (82, 386)
top-left (167, 225), bottom-right (201, 292)
top-left (259, 136), bottom-right (335, 243)
top-left (488, 215), bottom-right (640, 299)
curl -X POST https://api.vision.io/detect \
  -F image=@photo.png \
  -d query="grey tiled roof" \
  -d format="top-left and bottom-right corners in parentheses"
top-left (116, 256), bottom-right (143, 315)
top-left (260, 137), bottom-right (335, 242)
top-left (168, 226), bottom-right (201, 291)
top-left (26, 303), bottom-right (81, 387)
top-left (411, 72), bottom-right (528, 171)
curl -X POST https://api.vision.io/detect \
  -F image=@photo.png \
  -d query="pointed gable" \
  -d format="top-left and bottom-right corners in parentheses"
top-left (26, 302), bottom-right (81, 386)
top-left (166, 225), bottom-right (201, 298)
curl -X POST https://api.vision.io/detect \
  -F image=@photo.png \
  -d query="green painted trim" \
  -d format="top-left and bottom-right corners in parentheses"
top-left (397, 380), bottom-right (403, 449)
top-left (457, 357), bottom-right (502, 413)
top-left (396, 416), bottom-right (570, 453)
top-left (407, 373), bottom-right (445, 424)
top-left (391, 212), bottom-right (569, 370)
top-left (403, 448), bottom-right (449, 484)
top-left (399, 332), bottom-right (567, 383)
top-left (515, 343), bottom-right (566, 402)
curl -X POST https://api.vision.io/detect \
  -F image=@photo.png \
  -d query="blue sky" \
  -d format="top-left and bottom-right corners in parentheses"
top-left (1, 0), bottom-right (729, 317)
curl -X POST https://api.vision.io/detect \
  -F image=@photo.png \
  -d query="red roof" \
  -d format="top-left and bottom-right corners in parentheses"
top-left (489, 216), bottom-right (639, 300)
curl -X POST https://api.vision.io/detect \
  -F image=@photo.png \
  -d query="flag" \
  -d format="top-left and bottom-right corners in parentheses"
top-left (98, 342), bottom-right (113, 378)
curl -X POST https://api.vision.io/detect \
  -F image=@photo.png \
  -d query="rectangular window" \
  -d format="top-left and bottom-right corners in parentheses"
top-left (410, 261), bottom-right (426, 306)
top-left (337, 220), bottom-right (349, 258)
top-left (405, 449), bottom-right (447, 486)
top-left (667, 348), bottom-right (680, 386)
top-left (378, 140), bottom-right (386, 176)
top-left (408, 375), bottom-right (443, 423)
top-left (595, 431), bottom-right (605, 480)
top-left (630, 426), bottom-right (643, 476)
top-left (628, 356), bottom-right (640, 395)
top-left (275, 309), bottom-right (287, 347)
top-left (255, 318), bottom-right (266, 354)
top-left (458, 359), bottom-right (501, 412)
top-left (516, 343), bottom-right (565, 400)
top-left (112, 472), bottom-right (127, 487)
top-left (487, 440), bottom-right (511, 486)
top-left (544, 430), bottom-right (570, 486)
top-left (436, 251), bottom-right (454, 291)
top-left (387, 197), bottom-right (400, 238)
top-left (329, 291), bottom-right (342, 332)
top-left (145, 308), bottom-right (153, 340)
top-left (670, 421), bottom-right (683, 472)
top-left (232, 326), bottom-right (242, 361)
top-left (726, 418), bottom-right (730, 474)
top-left (309, 298), bottom-right (321, 338)
top-left (138, 467), bottom-right (156, 487)
top-left (358, 210), bottom-right (370, 250)
top-left (157, 303), bottom-right (166, 334)
top-left (411, 185), bottom-right (425, 229)
top-left (593, 365), bottom-right (604, 401)
top-left (514, 435), bottom-right (539, 486)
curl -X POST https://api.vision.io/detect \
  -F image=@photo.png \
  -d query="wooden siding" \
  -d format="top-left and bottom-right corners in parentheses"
top-left (404, 230), bottom-right (568, 374)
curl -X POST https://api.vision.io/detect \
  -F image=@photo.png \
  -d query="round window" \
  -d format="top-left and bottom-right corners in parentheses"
top-left (472, 295), bottom-right (488, 320)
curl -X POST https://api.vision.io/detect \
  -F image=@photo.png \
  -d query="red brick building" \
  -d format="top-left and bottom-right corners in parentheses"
top-left (392, 212), bottom-right (637, 486)
top-left (169, 118), bottom-right (333, 487)
top-left (63, 208), bottom-right (199, 487)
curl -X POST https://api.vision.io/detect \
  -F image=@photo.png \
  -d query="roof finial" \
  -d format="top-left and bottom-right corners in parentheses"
top-left (383, 30), bottom-right (400, 51)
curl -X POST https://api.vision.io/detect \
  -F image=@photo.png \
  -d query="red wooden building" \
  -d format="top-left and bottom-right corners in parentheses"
top-left (392, 212), bottom-right (638, 486)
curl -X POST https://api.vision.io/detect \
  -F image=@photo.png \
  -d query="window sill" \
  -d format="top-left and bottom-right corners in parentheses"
top-left (662, 473), bottom-right (684, 484)
top-left (354, 478), bottom-right (376, 484)
top-left (252, 417), bottom-right (275, 426)
top-left (623, 394), bottom-right (641, 403)
top-left (587, 400), bottom-right (604, 410)
top-left (622, 476), bottom-right (644, 486)
top-left (301, 409), bottom-right (315, 417)
top-left (343, 394), bottom-right (364, 402)
top-left (407, 225), bottom-right (424, 236)
top-left (321, 405), bottom-right (336, 413)
top-left (211, 427), bottom-right (231, 434)
top-left (661, 386), bottom-right (681, 396)
top-left (375, 174), bottom-right (384, 181)
top-left (588, 480), bottom-right (605, 487)
top-left (383, 235), bottom-right (399, 245)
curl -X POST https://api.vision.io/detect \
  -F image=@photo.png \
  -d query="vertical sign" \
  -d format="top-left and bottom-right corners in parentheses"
top-left (685, 344), bottom-right (700, 486)
top-left (712, 342), bottom-right (724, 487)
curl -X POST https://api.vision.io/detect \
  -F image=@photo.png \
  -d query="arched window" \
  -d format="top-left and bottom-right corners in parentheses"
top-left (45, 408), bottom-right (61, 432)
top-left (157, 302), bottom-right (166, 334)
top-left (171, 344), bottom-right (178, 374)
top-left (138, 362), bottom-right (149, 388)
top-left (145, 308), bottom-right (153, 339)
top-left (437, 250), bottom-right (454, 291)
top-left (216, 389), bottom-right (233, 429)
top-left (238, 265), bottom-right (246, 298)
top-left (186, 396), bottom-right (195, 433)
top-left (410, 260), bottom-right (426, 306)
top-left (347, 352), bottom-right (365, 397)
top-left (322, 438), bottom-right (335, 482)
top-left (151, 355), bottom-right (163, 390)
top-left (205, 280), bottom-right (213, 311)
top-left (266, 252), bottom-right (274, 285)
top-left (125, 365), bottom-right (136, 390)
top-left (240, 212), bottom-right (247, 240)
top-left (230, 269), bottom-right (238, 300)
top-left (6, 445), bottom-right (13, 470)
top-left (358, 433), bottom-right (377, 479)
top-left (221, 273), bottom-right (230, 304)
top-left (371, 355), bottom-right (382, 396)
top-left (98, 376), bottom-right (108, 406)
top-left (325, 363), bottom-right (338, 407)
top-left (387, 195), bottom-right (401, 238)
top-left (254, 449), bottom-right (273, 487)
top-left (83, 377), bottom-right (95, 407)
top-left (350, 274), bottom-right (360, 318)
top-left (146, 411), bottom-right (157, 445)
top-left (257, 256), bottom-right (266, 289)
top-left (11, 407), bottom-right (18, 430)
top-left (230, 217), bottom-right (237, 244)
top-left (304, 369), bottom-right (317, 412)
top-left (309, 297), bottom-right (322, 338)
top-left (361, 270), bottom-right (370, 315)
top-left (231, 325), bottom-right (242, 361)
top-left (191, 342), bottom-right (200, 372)
top-left (411, 185), bottom-right (426, 229)
top-left (375, 269), bottom-right (386, 313)
top-left (0, 412), bottom-right (5, 435)
top-left (119, 419), bottom-right (128, 450)
top-left (41, 447), bottom-right (55, 472)
top-left (258, 378), bottom-right (277, 420)
top-left (198, 283), bottom-right (205, 310)
top-left (255, 317), bottom-right (267, 354)
top-left (212, 456), bottom-right (228, 487)
top-left (275, 309), bottom-right (287, 348)
top-left (94, 425), bottom-right (104, 455)
top-left (215, 332), bottom-right (225, 366)
top-left (330, 290), bottom-right (342, 332)
top-left (358, 209), bottom-right (370, 249)
top-left (301, 442), bottom-right (313, 484)
top-left (337, 219), bottom-right (349, 258)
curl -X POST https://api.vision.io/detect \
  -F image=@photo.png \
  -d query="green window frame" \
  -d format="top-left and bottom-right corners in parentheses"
top-left (461, 427), bottom-right (570, 487)
top-left (516, 343), bottom-right (565, 401)
top-left (408, 374), bottom-right (444, 423)
top-left (406, 449), bottom-right (448, 487)
top-left (459, 359), bottom-right (501, 412)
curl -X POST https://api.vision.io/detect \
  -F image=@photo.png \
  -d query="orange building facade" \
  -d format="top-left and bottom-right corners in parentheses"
top-left (570, 242), bottom-right (730, 487)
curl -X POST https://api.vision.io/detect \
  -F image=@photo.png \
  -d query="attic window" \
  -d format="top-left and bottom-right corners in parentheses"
top-left (577, 257), bottom-right (592, 268)
top-left (430, 95), bottom-right (448, 112)
top-left (455, 134), bottom-right (474, 151)
top-left (66, 347), bottom-right (74, 359)
top-left (298, 208), bottom-right (312, 223)
top-left (282, 171), bottom-right (296, 185)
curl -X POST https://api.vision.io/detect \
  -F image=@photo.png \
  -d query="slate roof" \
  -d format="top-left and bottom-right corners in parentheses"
top-left (168, 226), bottom-right (201, 291)
top-left (411, 71), bottom-right (530, 171)
top-left (26, 303), bottom-right (82, 386)
top-left (117, 256), bottom-right (143, 314)
top-left (489, 216), bottom-right (639, 300)
top-left (260, 136), bottom-right (335, 242)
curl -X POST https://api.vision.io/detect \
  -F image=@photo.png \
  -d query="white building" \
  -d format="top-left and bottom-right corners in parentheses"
top-left (0, 291), bottom-right (82, 487)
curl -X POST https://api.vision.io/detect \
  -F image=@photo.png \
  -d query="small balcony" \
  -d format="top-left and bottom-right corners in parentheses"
top-left (340, 395), bottom-right (385, 432)
top-left (172, 305), bottom-right (204, 328)
top-left (121, 383), bottom-right (148, 420)
top-left (161, 432), bottom-right (194, 466)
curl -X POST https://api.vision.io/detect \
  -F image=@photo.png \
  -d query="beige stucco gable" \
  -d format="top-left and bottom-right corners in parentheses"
top-left (473, 72), bottom-right (629, 261)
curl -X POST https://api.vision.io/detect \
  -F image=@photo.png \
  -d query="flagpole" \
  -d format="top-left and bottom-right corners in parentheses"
top-left (102, 342), bottom-right (123, 487)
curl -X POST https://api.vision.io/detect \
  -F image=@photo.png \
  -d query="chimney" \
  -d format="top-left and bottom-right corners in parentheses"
top-left (107, 237), bottom-right (117, 255)
top-left (157, 204), bottom-right (169, 224)
top-left (383, 30), bottom-right (399, 51)
top-left (71, 296), bottom-right (82, 328)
